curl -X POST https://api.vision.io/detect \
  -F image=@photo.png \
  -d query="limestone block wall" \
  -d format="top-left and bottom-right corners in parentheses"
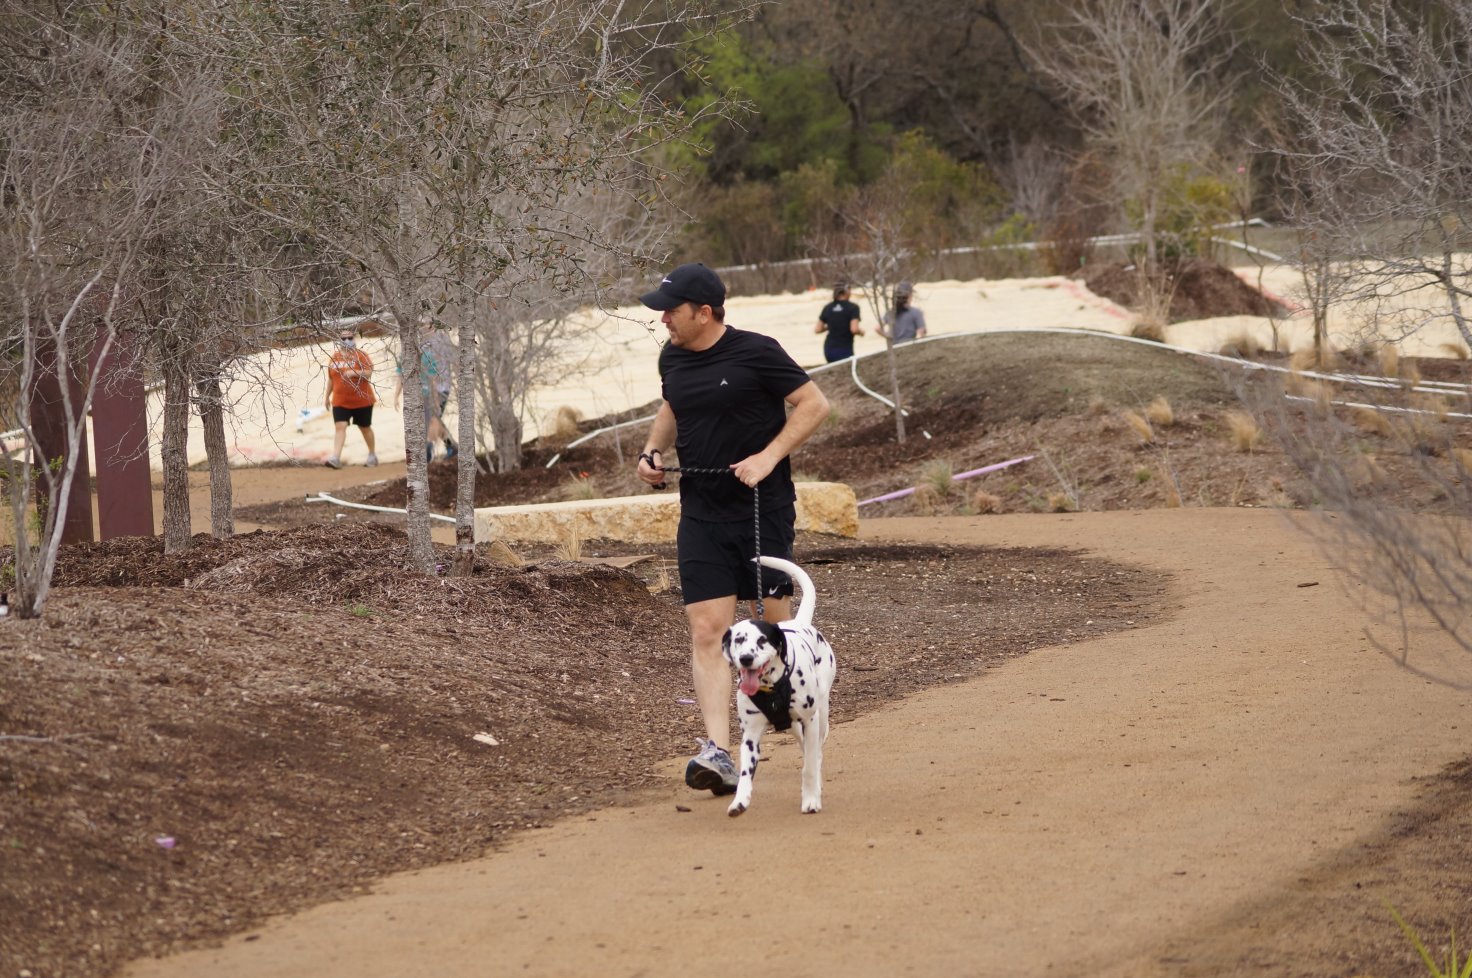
top-left (474, 482), bottom-right (858, 545)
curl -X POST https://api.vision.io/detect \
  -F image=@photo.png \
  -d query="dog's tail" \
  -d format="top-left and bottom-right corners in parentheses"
top-left (756, 555), bottom-right (815, 626)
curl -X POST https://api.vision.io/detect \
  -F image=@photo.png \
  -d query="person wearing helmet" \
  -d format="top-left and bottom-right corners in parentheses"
top-left (814, 282), bottom-right (864, 362)
top-left (879, 281), bottom-right (927, 343)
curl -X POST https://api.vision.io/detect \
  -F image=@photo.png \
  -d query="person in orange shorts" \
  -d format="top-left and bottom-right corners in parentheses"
top-left (323, 326), bottom-right (378, 468)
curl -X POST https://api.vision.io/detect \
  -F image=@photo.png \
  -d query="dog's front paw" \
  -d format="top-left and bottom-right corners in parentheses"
top-left (801, 797), bottom-right (822, 814)
top-left (728, 800), bottom-right (747, 817)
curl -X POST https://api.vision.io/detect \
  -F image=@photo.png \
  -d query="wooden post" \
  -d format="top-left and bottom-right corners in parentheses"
top-left (90, 332), bottom-right (155, 539)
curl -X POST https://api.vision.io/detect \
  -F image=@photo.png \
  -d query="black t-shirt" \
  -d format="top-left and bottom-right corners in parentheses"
top-left (658, 326), bottom-right (812, 521)
top-left (818, 299), bottom-right (862, 358)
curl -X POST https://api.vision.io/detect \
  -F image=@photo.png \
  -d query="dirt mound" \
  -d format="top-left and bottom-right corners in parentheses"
top-left (1075, 259), bottom-right (1287, 322)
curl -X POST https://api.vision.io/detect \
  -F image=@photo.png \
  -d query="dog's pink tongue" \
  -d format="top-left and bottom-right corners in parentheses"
top-left (739, 669), bottom-right (762, 697)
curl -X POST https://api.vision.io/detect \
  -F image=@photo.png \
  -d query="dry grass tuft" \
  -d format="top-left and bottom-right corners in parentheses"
top-left (1290, 346), bottom-right (1339, 373)
top-left (542, 404), bottom-right (585, 445)
top-left (1410, 391), bottom-right (1450, 418)
top-left (970, 490), bottom-right (1004, 514)
top-left (1348, 452), bottom-right (1386, 488)
top-left (1163, 481), bottom-right (1183, 508)
top-left (561, 473), bottom-right (599, 501)
top-left (1129, 319), bottom-right (1166, 343)
top-left (553, 524), bottom-right (584, 561)
top-left (1440, 342), bottom-right (1470, 361)
top-left (483, 539), bottom-right (526, 567)
top-left (919, 459), bottom-right (956, 499)
top-left (1121, 409), bottom-right (1155, 444)
top-left (646, 562), bottom-right (672, 595)
top-left (1286, 373), bottom-right (1334, 412)
top-left (1453, 447), bottom-right (1472, 474)
top-left (1046, 491), bottom-right (1075, 513)
top-left (1377, 344), bottom-right (1400, 378)
top-left (1145, 395), bottom-right (1175, 427)
top-left (1401, 360), bottom-right (1423, 387)
top-left (1086, 394), bottom-right (1109, 416)
top-left (1224, 410), bottom-right (1262, 453)
top-left (1351, 406), bottom-right (1394, 436)
top-left (1394, 412), bottom-right (1445, 457)
top-left (1218, 331), bottom-right (1261, 358)
top-left (911, 482), bottom-right (944, 515)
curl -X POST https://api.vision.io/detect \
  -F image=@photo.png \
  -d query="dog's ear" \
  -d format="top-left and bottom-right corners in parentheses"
top-left (754, 620), bottom-right (787, 659)
top-left (721, 629), bottom-right (732, 655)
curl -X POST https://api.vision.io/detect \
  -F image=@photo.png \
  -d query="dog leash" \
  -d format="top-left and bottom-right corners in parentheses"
top-left (640, 450), bottom-right (765, 619)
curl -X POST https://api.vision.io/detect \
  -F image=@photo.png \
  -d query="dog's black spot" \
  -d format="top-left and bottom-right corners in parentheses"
top-left (805, 695), bottom-right (814, 708)
top-left (744, 708), bottom-right (760, 715)
top-left (745, 739), bottom-right (754, 751)
top-left (796, 669), bottom-right (804, 678)
top-left (817, 630), bottom-right (825, 644)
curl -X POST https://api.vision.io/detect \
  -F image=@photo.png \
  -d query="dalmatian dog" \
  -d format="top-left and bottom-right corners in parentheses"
top-left (721, 555), bottom-right (837, 816)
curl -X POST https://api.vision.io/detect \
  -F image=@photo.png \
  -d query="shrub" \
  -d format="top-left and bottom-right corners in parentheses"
top-left (1218, 331), bottom-right (1261, 358)
top-left (562, 472), bottom-right (599, 501)
top-left (970, 490), bottom-right (1004, 514)
top-left (911, 482), bottom-right (944, 515)
top-left (1129, 319), bottom-right (1166, 343)
top-left (1145, 395), bottom-right (1175, 427)
top-left (1352, 406), bottom-right (1394, 436)
top-left (1121, 409), bottom-right (1155, 444)
top-left (1224, 410), bottom-right (1262, 453)
top-left (1046, 491), bottom-right (1075, 513)
top-left (918, 459), bottom-right (955, 499)
top-left (1378, 343), bottom-right (1400, 378)
top-left (484, 539), bottom-right (526, 567)
top-left (542, 404), bottom-right (584, 446)
top-left (553, 525), bottom-right (583, 561)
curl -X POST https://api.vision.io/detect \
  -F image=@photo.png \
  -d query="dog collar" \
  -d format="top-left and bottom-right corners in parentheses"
top-left (747, 649), bottom-right (794, 732)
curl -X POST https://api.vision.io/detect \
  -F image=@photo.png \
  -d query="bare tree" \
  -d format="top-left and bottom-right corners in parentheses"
top-left (834, 177), bottom-right (910, 444)
top-left (0, 20), bottom-right (179, 616)
top-left (1263, 0), bottom-right (1472, 677)
top-left (222, 0), bottom-right (742, 574)
top-left (1275, 0), bottom-right (1472, 352)
top-left (1023, 0), bottom-right (1237, 268)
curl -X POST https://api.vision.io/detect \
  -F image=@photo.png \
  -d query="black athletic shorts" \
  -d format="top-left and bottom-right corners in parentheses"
top-left (332, 405), bottom-right (374, 427)
top-left (677, 504), bottom-right (796, 605)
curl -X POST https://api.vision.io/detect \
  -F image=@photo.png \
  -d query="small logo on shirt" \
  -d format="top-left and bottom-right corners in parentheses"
top-left (720, 378), bottom-right (729, 386)
top-left (662, 277), bottom-right (672, 285)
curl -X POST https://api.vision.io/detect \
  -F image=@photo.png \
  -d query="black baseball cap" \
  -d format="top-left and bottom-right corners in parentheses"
top-left (640, 263), bottom-right (726, 311)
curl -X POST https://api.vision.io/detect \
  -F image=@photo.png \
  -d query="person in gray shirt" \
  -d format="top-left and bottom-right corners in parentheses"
top-left (880, 281), bottom-right (927, 343)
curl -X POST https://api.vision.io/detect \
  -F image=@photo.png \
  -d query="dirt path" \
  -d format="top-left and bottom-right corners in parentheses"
top-left (142, 461), bottom-right (458, 544)
top-left (121, 509), bottom-right (1471, 978)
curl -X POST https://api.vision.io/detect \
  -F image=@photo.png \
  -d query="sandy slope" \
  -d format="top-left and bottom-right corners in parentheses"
top-left (120, 509), bottom-right (1472, 978)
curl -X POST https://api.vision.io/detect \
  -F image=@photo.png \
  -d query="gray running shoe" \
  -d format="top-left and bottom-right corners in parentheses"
top-left (324, 456), bottom-right (342, 469)
top-left (364, 453), bottom-right (379, 467)
top-left (685, 740), bottom-right (738, 795)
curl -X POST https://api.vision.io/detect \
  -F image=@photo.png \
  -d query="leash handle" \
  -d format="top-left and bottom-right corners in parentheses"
top-left (638, 450), bottom-right (666, 490)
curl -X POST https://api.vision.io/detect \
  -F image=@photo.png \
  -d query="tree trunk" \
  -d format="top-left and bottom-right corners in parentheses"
top-left (160, 354), bottom-right (193, 553)
top-left (884, 338), bottom-right (907, 444)
top-left (484, 322), bottom-right (524, 472)
top-left (452, 303), bottom-right (478, 576)
top-left (194, 366), bottom-right (234, 539)
top-left (397, 302), bottom-right (436, 574)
